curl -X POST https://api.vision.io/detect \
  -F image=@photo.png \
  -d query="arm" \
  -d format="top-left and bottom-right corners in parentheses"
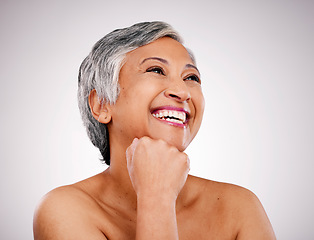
top-left (126, 137), bottom-right (190, 240)
top-left (136, 194), bottom-right (178, 239)
top-left (33, 187), bottom-right (108, 240)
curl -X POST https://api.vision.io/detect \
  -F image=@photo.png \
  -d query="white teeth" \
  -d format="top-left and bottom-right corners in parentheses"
top-left (152, 109), bottom-right (187, 123)
top-left (179, 112), bottom-right (186, 122)
top-left (168, 118), bottom-right (182, 124)
top-left (173, 111), bottom-right (179, 119)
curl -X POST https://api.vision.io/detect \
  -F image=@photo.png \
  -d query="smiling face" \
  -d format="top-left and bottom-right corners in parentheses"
top-left (107, 37), bottom-right (205, 152)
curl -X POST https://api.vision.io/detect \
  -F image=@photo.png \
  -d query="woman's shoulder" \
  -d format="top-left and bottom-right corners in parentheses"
top-left (186, 175), bottom-right (275, 238)
top-left (35, 183), bottom-right (94, 211)
top-left (34, 185), bottom-right (94, 225)
top-left (187, 174), bottom-right (260, 205)
top-left (35, 173), bottom-right (103, 212)
top-left (33, 175), bottom-right (108, 239)
top-left (185, 175), bottom-right (265, 222)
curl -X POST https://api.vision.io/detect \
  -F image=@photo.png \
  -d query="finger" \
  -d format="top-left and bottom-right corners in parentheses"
top-left (129, 137), bottom-right (139, 154)
top-left (182, 153), bottom-right (190, 173)
top-left (126, 138), bottom-right (139, 164)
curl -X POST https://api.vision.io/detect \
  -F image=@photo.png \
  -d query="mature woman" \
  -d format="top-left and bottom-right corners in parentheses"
top-left (33, 21), bottom-right (276, 239)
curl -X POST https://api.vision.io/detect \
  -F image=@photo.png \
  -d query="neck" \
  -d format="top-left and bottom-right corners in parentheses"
top-left (101, 138), bottom-right (138, 210)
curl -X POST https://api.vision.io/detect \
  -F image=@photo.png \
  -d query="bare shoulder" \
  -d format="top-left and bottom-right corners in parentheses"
top-left (33, 183), bottom-right (107, 240)
top-left (187, 175), bottom-right (276, 239)
top-left (193, 176), bottom-right (261, 205)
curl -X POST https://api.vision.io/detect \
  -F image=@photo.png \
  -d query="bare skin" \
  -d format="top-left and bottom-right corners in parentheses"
top-left (33, 37), bottom-right (276, 239)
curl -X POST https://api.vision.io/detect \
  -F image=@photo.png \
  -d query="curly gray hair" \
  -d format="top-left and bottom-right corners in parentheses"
top-left (78, 21), bottom-right (186, 165)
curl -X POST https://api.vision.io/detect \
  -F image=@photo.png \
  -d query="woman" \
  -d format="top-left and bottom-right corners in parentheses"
top-left (33, 21), bottom-right (276, 239)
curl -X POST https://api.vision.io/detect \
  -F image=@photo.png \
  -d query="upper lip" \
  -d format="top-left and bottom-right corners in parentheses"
top-left (150, 106), bottom-right (191, 121)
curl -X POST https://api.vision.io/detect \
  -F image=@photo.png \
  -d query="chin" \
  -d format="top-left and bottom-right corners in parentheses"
top-left (153, 133), bottom-right (192, 152)
top-left (146, 122), bottom-right (196, 151)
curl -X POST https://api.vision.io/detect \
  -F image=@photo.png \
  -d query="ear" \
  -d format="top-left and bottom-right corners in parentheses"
top-left (88, 89), bottom-right (112, 124)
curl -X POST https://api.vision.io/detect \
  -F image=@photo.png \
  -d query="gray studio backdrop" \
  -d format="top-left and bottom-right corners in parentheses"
top-left (1, 0), bottom-right (313, 239)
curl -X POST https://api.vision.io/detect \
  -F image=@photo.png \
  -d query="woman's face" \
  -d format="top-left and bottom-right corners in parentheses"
top-left (108, 37), bottom-right (205, 151)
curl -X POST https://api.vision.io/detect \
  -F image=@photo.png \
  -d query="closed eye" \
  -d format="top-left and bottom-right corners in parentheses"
top-left (185, 74), bottom-right (201, 83)
top-left (146, 66), bottom-right (165, 75)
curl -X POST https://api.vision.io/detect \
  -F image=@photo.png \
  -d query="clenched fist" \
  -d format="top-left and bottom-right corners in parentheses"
top-left (126, 136), bottom-right (190, 202)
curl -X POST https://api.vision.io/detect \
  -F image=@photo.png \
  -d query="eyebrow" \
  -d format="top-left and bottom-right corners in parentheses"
top-left (140, 57), bottom-right (168, 65)
top-left (140, 57), bottom-right (200, 75)
top-left (185, 63), bottom-right (200, 75)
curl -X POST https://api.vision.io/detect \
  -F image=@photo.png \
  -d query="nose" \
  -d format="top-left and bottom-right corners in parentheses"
top-left (164, 80), bottom-right (191, 102)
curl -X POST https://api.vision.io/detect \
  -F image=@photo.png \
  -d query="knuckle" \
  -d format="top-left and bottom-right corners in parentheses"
top-left (168, 145), bottom-right (178, 152)
top-left (157, 138), bottom-right (166, 146)
top-left (180, 153), bottom-right (189, 165)
top-left (141, 136), bottom-right (151, 145)
top-left (138, 137), bottom-right (147, 147)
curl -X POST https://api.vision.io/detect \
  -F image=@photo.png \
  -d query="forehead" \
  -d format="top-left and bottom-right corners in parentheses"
top-left (124, 37), bottom-right (193, 65)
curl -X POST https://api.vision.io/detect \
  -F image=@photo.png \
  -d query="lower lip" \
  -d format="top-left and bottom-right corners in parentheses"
top-left (152, 115), bottom-right (188, 128)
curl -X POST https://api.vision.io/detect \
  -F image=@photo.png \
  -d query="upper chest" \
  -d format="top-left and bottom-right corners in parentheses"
top-left (98, 198), bottom-right (238, 240)
top-left (176, 200), bottom-right (238, 240)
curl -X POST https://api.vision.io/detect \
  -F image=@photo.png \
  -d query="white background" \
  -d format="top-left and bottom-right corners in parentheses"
top-left (1, 0), bottom-right (313, 239)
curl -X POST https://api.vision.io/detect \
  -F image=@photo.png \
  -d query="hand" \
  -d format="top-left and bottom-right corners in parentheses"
top-left (126, 136), bottom-right (190, 202)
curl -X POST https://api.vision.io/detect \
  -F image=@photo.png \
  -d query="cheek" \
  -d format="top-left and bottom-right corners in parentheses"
top-left (192, 88), bottom-right (205, 116)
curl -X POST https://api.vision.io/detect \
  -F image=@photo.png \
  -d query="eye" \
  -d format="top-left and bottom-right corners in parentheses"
top-left (146, 67), bottom-right (165, 75)
top-left (185, 74), bottom-right (201, 83)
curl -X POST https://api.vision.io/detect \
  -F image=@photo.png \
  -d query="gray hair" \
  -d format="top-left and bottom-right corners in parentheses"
top-left (78, 21), bottom-right (186, 165)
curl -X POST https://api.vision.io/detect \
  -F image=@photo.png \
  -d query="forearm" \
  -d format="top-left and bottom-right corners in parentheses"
top-left (136, 194), bottom-right (179, 240)
top-left (126, 137), bottom-right (189, 239)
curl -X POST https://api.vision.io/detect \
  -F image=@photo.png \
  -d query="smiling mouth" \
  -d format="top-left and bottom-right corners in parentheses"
top-left (151, 108), bottom-right (189, 126)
